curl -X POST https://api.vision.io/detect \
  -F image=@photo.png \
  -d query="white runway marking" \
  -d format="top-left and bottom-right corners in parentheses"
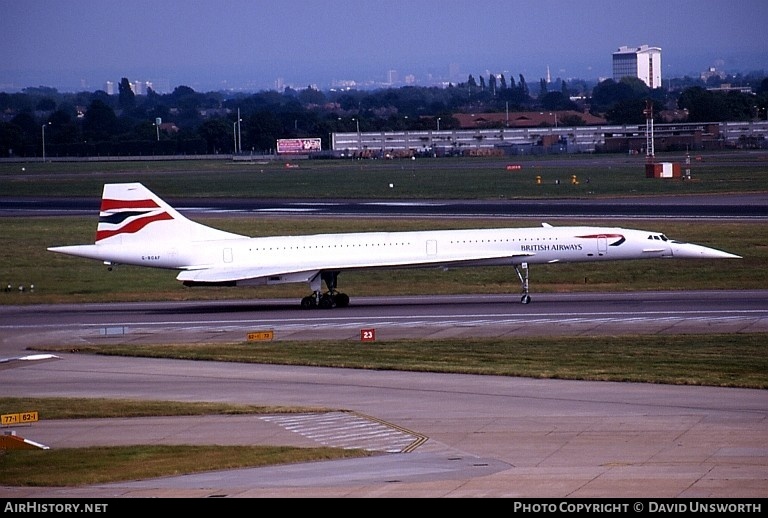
top-left (260, 412), bottom-right (425, 453)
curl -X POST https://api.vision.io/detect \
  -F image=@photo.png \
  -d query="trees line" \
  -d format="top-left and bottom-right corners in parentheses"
top-left (1, 73), bottom-right (767, 158)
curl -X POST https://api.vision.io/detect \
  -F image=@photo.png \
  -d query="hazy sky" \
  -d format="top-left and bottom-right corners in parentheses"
top-left (2, 0), bottom-right (766, 93)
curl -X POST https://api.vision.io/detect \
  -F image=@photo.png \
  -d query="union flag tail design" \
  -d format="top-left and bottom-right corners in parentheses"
top-left (96, 196), bottom-right (174, 242)
top-left (93, 183), bottom-right (245, 244)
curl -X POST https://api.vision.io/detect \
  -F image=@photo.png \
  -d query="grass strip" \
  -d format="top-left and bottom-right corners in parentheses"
top-left (34, 333), bottom-right (768, 389)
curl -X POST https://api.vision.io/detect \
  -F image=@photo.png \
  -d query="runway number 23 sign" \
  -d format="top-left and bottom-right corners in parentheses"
top-left (360, 329), bottom-right (376, 342)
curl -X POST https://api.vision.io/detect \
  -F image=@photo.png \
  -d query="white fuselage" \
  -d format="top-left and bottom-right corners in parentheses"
top-left (55, 226), bottom-right (674, 287)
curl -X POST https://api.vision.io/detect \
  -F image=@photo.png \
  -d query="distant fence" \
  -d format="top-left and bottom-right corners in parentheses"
top-left (0, 153), bottom-right (284, 164)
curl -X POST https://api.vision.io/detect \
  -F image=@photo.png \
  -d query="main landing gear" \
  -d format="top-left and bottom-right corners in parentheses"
top-left (300, 271), bottom-right (350, 309)
top-left (301, 291), bottom-right (350, 309)
top-left (514, 262), bottom-right (532, 304)
top-left (299, 266), bottom-right (533, 308)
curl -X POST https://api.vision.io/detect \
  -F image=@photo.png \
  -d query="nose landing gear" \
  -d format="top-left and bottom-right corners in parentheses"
top-left (514, 262), bottom-right (531, 304)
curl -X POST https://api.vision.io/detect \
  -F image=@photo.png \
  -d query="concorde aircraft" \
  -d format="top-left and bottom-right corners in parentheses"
top-left (47, 183), bottom-right (741, 308)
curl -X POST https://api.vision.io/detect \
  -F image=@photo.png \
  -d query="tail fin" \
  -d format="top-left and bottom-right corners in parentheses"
top-left (94, 183), bottom-right (245, 244)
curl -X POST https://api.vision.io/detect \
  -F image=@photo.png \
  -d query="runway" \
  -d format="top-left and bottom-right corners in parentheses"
top-left (1, 291), bottom-right (767, 498)
top-left (2, 290), bottom-right (768, 347)
top-left (2, 192), bottom-right (768, 219)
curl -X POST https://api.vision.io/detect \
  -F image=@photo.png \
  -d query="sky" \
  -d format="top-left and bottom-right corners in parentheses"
top-left (1, 0), bottom-right (767, 93)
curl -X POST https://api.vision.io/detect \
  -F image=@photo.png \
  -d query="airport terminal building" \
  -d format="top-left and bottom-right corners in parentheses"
top-left (330, 120), bottom-right (768, 158)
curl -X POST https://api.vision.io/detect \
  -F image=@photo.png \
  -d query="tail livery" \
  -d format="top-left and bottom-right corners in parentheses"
top-left (95, 194), bottom-right (174, 242)
top-left (93, 183), bottom-right (244, 244)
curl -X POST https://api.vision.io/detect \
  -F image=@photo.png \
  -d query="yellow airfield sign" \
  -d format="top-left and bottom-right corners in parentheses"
top-left (2, 411), bottom-right (39, 426)
top-left (247, 330), bottom-right (275, 341)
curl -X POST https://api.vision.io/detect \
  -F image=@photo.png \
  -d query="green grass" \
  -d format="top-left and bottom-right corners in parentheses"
top-left (33, 334), bottom-right (768, 389)
top-left (0, 398), bottom-right (369, 487)
top-left (3, 152), bottom-right (768, 199)
top-left (2, 152), bottom-right (765, 304)
top-left (0, 445), bottom-right (372, 487)
top-left (0, 398), bottom-right (332, 420)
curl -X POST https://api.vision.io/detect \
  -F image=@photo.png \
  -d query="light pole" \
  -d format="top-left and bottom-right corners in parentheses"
top-left (541, 112), bottom-right (557, 128)
top-left (352, 117), bottom-right (361, 150)
top-left (236, 108), bottom-right (242, 155)
top-left (437, 117), bottom-right (441, 131)
top-left (232, 121), bottom-right (238, 154)
top-left (41, 122), bottom-right (51, 161)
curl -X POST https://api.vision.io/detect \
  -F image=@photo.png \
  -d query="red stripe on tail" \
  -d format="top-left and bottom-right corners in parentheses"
top-left (95, 212), bottom-right (173, 241)
top-left (100, 198), bottom-right (161, 211)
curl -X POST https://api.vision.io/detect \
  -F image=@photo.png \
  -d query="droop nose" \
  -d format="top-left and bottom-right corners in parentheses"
top-left (670, 242), bottom-right (741, 259)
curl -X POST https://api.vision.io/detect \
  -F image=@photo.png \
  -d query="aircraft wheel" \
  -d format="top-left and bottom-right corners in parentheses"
top-left (319, 294), bottom-right (334, 309)
top-left (335, 293), bottom-right (350, 308)
top-left (301, 296), bottom-right (316, 309)
top-left (521, 294), bottom-right (531, 304)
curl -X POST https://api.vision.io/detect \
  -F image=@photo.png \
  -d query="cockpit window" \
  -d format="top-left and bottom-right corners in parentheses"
top-left (648, 234), bottom-right (669, 241)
